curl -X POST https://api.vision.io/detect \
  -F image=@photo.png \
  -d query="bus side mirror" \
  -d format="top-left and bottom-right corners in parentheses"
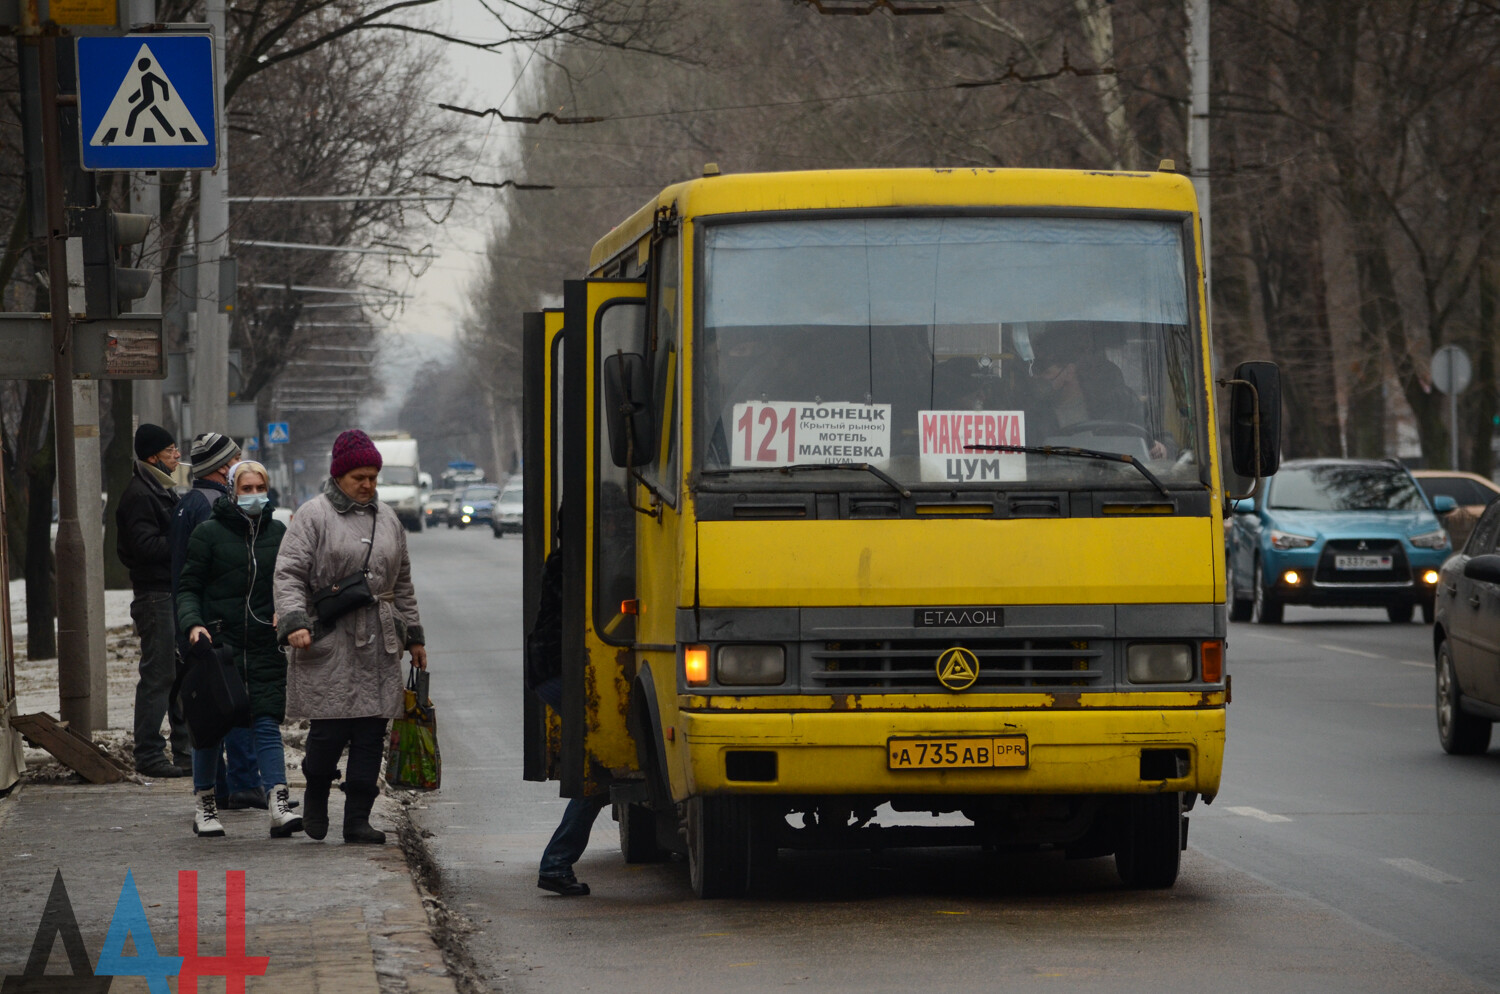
top-left (603, 352), bottom-right (656, 468)
top-left (1226, 361), bottom-right (1282, 480)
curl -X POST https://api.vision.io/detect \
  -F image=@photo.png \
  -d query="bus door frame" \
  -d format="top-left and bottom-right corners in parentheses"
top-left (522, 308), bottom-right (564, 782)
top-left (560, 278), bottom-right (650, 798)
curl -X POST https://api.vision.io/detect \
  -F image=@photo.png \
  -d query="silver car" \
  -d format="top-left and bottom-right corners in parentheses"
top-left (491, 480), bottom-right (523, 537)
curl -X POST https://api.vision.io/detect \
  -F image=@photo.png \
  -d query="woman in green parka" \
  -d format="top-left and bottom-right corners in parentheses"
top-left (177, 460), bottom-right (302, 840)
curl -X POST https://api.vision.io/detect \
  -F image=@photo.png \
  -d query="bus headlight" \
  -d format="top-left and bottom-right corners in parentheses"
top-left (717, 645), bottom-right (786, 686)
top-left (1127, 643), bottom-right (1193, 684)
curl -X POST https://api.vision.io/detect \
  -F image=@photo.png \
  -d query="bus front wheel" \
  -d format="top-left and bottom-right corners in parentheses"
top-left (1115, 792), bottom-right (1182, 889)
top-left (687, 796), bottom-right (750, 898)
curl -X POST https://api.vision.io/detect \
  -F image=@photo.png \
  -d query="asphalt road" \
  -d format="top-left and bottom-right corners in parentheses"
top-left (406, 527), bottom-right (1500, 993)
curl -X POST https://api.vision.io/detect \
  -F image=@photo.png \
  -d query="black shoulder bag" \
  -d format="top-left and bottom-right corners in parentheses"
top-left (174, 638), bottom-right (252, 749)
top-left (310, 507), bottom-right (378, 625)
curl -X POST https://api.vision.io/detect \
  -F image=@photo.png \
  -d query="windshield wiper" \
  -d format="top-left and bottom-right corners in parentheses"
top-left (701, 462), bottom-right (912, 498)
top-left (965, 443), bottom-right (1171, 500)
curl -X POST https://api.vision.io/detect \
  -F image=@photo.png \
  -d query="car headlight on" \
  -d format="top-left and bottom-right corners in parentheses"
top-left (1270, 529), bottom-right (1316, 550)
top-left (717, 644), bottom-right (786, 686)
top-left (463, 505), bottom-right (474, 514)
top-left (1410, 529), bottom-right (1449, 550)
top-left (1127, 643), bottom-right (1193, 683)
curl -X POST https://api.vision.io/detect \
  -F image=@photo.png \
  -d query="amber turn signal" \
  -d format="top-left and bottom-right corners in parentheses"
top-left (684, 644), bottom-right (710, 686)
top-left (1201, 640), bottom-right (1224, 683)
top-left (620, 599), bottom-right (639, 615)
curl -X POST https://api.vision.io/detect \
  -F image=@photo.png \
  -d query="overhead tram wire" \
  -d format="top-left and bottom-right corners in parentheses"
top-left (435, 57), bottom-right (1115, 130)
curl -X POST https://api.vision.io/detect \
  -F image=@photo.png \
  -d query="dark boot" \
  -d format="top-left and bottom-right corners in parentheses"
top-left (342, 785), bottom-right (386, 845)
top-left (302, 777), bottom-right (333, 841)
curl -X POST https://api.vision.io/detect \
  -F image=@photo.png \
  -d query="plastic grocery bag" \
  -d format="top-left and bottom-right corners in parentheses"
top-left (386, 666), bottom-right (441, 790)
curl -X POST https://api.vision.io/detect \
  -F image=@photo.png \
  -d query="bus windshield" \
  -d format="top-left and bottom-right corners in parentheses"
top-left (696, 215), bottom-right (1203, 489)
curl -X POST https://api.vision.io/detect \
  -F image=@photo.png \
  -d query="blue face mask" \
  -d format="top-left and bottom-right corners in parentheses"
top-left (237, 493), bottom-right (270, 516)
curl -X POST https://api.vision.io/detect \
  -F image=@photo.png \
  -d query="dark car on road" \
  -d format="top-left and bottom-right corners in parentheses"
top-left (1432, 499), bottom-right (1500, 754)
top-left (455, 484), bottom-right (499, 530)
top-left (1226, 458), bottom-right (1455, 624)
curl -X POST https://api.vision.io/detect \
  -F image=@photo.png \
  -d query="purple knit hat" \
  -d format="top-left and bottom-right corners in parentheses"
top-left (329, 429), bottom-right (383, 479)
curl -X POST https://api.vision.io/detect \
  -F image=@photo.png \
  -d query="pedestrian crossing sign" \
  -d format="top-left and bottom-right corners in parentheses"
top-left (76, 34), bottom-right (218, 171)
top-left (267, 422), bottom-right (290, 445)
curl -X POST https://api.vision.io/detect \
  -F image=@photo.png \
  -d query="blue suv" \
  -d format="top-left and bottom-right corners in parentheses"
top-left (1226, 458), bottom-right (1456, 624)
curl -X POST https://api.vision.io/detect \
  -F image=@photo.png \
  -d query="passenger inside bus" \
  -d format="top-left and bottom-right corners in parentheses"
top-left (1026, 326), bottom-right (1174, 461)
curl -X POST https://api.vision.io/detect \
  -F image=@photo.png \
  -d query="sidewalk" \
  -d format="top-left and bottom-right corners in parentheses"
top-left (0, 777), bottom-right (458, 992)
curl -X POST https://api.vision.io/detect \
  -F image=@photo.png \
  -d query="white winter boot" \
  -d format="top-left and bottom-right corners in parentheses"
top-left (268, 784), bottom-right (303, 838)
top-left (193, 788), bottom-right (225, 838)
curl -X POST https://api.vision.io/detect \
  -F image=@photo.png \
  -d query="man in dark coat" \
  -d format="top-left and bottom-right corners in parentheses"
top-left (169, 430), bottom-right (262, 806)
top-left (115, 423), bottom-right (190, 777)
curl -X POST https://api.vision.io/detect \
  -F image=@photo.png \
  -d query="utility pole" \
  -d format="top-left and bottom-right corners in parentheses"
top-left (190, 0), bottom-right (229, 439)
top-left (130, 0), bottom-right (163, 430)
top-left (1187, 0), bottom-right (1212, 304)
top-left (36, 29), bottom-right (92, 734)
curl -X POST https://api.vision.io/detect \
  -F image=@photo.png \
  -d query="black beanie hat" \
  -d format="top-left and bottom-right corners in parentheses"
top-left (134, 423), bottom-right (175, 461)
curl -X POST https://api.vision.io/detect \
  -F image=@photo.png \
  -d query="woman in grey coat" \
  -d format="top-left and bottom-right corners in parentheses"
top-left (274, 429), bottom-right (427, 844)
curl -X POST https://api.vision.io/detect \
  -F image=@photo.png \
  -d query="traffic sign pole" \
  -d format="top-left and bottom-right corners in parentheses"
top-left (1433, 344), bottom-right (1472, 471)
top-left (38, 31), bottom-right (94, 735)
top-left (1451, 349), bottom-right (1460, 471)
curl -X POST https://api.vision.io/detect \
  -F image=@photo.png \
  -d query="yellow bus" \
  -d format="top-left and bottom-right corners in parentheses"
top-left (521, 166), bottom-right (1280, 896)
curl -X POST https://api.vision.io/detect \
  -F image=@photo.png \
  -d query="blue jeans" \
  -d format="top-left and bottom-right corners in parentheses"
top-left (534, 677), bottom-right (610, 877)
top-left (194, 717), bottom-right (286, 793)
top-left (217, 726), bottom-right (261, 795)
top-left (539, 795), bottom-right (610, 877)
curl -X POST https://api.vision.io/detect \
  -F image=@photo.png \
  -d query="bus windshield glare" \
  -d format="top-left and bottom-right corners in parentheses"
top-left (697, 215), bottom-right (1203, 489)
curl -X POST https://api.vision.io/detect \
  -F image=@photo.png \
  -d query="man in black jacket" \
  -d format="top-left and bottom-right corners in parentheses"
top-left (116, 423), bottom-right (191, 777)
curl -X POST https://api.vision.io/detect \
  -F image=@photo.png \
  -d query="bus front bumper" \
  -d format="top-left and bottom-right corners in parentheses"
top-left (676, 705), bottom-right (1225, 800)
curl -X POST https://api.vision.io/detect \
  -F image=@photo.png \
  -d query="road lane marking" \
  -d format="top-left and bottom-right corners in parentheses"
top-left (1369, 703), bottom-right (1427, 709)
top-left (1382, 858), bottom-right (1462, 884)
top-left (1397, 660), bottom-right (1430, 669)
top-left (1226, 806), bottom-right (1292, 823)
top-left (1315, 643), bottom-right (1386, 659)
top-left (1230, 631), bottom-right (1303, 645)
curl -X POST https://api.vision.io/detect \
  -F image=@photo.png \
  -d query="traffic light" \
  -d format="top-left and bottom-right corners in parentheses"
top-left (78, 207), bottom-right (153, 319)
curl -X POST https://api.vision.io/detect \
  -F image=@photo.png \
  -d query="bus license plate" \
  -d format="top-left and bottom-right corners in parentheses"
top-left (887, 736), bottom-right (1028, 770)
top-left (1335, 554), bottom-right (1392, 570)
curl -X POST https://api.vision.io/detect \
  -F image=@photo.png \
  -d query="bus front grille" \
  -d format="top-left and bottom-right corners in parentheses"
top-left (806, 639), bottom-right (1102, 692)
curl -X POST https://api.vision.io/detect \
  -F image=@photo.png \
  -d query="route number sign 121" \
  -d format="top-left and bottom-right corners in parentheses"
top-left (730, 401), bottom-right (891, 468)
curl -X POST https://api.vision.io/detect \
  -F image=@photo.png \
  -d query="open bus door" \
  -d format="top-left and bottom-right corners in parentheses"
top-left (547, 279), bottom-right (649, 797)
top-left (522, 308), bottom-right (564, 782)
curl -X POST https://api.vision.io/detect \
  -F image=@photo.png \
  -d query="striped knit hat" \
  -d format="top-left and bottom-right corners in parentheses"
top-left (189, 432), bottom-right (240, 478)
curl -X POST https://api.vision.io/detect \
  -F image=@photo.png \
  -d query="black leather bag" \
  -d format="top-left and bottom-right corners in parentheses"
top-left (174, 639), bottom-right (252, 749)
top-left (311, 571), bottom-right (376, 624)
top-left (310, 510), bottom-right (378, 625)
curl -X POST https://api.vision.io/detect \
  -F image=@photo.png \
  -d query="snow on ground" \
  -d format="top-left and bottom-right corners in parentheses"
top-left (8, 577), bottom-right (135, 649)
top-left (8, 578), bottom-right (140, 733)
top-left (6, 577), bottom-right (307, 777)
